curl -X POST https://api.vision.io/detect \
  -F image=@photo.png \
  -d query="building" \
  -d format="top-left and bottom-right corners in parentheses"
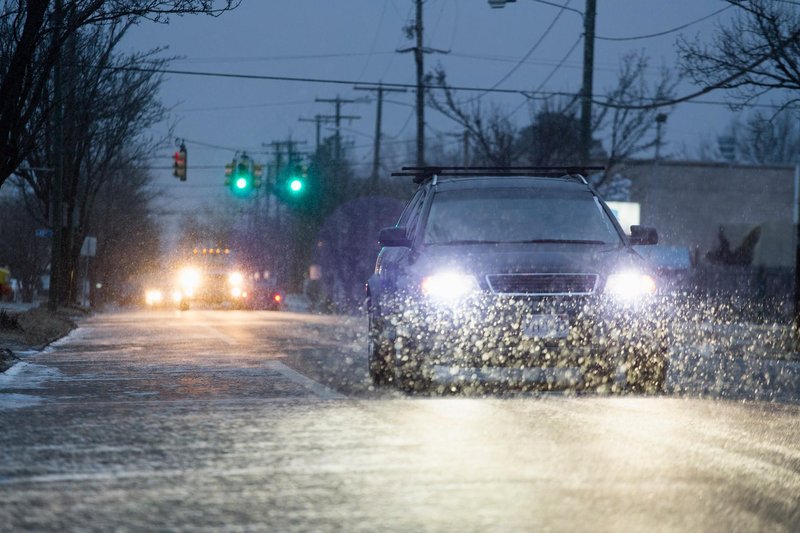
top-left (618, 159), bottom-right (796, 270)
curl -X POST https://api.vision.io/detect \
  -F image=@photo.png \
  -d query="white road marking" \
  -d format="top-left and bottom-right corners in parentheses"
top-left (266, 361), bottom-right (345, 400)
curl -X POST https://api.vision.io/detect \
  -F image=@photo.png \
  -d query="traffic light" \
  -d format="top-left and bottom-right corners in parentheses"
top-left (233, 160), bottom-right (252, 193)
top-left (173, 143), bottom-right (187, 181)
top-left (226, 154), bottom-right (263, 196)
top-left (286, 164), bottom-right (307, 196)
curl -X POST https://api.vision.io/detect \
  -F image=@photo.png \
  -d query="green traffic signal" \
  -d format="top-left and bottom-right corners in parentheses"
top-left (289, 178), bottom-right (303, 193)
top-left (235, 177), bottom-right (248, 190)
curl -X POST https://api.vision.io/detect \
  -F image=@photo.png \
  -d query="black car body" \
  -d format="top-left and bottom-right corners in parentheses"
top-left (366, 167), bottom-right (668, 393)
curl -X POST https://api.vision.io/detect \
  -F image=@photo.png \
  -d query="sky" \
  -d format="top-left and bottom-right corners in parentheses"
top-left (121, 0), bottom-right (746, 218)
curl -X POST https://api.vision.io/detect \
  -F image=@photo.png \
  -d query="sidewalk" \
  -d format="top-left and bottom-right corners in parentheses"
top-left (0, 301), bottom-right (40, 314)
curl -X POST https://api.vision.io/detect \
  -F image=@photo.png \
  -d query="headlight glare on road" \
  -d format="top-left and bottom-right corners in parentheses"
top-left (178, 267), bottom-right (201, 289)
top-left (145, 289), bottom-right (163, 306)
top-left (605, 271), bottom-right (656, 301)
top-left (229, 271), bottom-right (244, 286)
top-left (421, 271), bottom-right (479, 302)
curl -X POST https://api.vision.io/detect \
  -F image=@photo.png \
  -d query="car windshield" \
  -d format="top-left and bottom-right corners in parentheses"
top-left (424, 187), bottom-right (622, 245)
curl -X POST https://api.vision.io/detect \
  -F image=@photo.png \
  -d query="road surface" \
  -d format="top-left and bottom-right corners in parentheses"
top-left (1, 309), bottom-right (799, 531)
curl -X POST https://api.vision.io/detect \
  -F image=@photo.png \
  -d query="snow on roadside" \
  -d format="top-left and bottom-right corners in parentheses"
top-left (0, 393), bottom-right (44, 409)
top-left (0, 361), bottom-right (62, 389)
top-left (0, 361), bottom-right (63, 409)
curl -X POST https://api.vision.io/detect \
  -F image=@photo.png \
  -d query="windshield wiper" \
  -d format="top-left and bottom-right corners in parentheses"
top-left (505, 239), bottom-right (610, 245)
top-left (427, 238), bottom-right (610, 245)
top-left (427, 239), bottom-right (506, 245)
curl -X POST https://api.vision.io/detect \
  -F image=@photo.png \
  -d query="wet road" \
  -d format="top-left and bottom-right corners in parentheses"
top-left (1, 309), bottom-right (799, 531)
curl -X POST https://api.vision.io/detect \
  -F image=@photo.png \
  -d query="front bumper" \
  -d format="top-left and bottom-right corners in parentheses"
top-left (383, 293), bottom-right (668, 373)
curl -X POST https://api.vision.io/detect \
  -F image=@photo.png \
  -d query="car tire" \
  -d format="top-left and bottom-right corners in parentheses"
top-left (367, 306), bottom-right (394, 386)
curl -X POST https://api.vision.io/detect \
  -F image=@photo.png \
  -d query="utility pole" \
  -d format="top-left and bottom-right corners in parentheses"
top-left (48, 0), bottom-right (64, 312)
top-left (398, 0), bottom-right (449, 168)
top-left (580, 0), bottom-right (597, 165)
top-left (299, 115), bottom-right (336, 151)
top-left (315, 96), bottom-right (362, 160)
top-left (354, 83), bottom-right (407, 187)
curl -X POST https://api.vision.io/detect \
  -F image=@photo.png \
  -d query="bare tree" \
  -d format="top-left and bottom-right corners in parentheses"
top-left (89, 166), bottom-right (162, 305)
top-left (0, 0), bottom-right (238, 190)
top-left (516, 98), bottom-right (583, 167)
top-left (0, 191), bottom-right (50, 302)
top-left (593, 52), bottom-right (678, 185)
top-left (678, 0), bottom-right (800, 109)
top-left (738, 110), bottom-right (800, 165)
top-left (15, 22), bottom-right (171, 302)
top-left (425, 67), bottom-right (519, 166)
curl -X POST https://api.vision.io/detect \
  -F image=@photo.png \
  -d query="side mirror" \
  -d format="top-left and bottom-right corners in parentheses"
top-left (378, 226), bottom-right (411, 248)
top-left (629, 225), bottom-right (658, 245)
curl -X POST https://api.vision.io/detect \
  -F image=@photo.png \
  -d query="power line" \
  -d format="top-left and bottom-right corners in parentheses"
top-left (174, 52), bottom-right (396, 64)
top-left (474, 0), bottom-right (571, 100)
top-left (88, 63), bottom-right (798, 113)
top-left (533, 34), bottom-right (583, 94)
top-left (175, 100), bottom-right (313, 113)
top-left (595, 5), bottom-right (733, 42)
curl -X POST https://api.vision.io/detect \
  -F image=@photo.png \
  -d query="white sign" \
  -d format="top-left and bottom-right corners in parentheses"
top-left (606, 202), bottom-right (641, 234)
top-left (80, 236), bottom-right (97, 257)
top-left (309, 265), bottom-right (322, 281)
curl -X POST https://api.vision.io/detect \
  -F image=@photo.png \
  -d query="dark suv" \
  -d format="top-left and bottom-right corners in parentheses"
top-left (365, 167), bottom-right (668, 394)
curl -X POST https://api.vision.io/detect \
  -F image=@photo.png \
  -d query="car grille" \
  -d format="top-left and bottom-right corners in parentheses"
top-left (486, 273), bottom-right (598, 295)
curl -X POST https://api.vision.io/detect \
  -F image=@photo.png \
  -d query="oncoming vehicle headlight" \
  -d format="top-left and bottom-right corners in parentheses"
top-left (230, 286), bottom-right (242, 298)
top-left (178, 267), bottom-right (201, 289)
top-left (145, 289), bottom-right (163, 306)
top-left (605, 271), bottom-right (656, 301)
top-left (229, 272), bottom-right (244, 286)
top-left (421, 272), bottom-right (479, 302)
top-left (171, 290), bottom-right (183, 304)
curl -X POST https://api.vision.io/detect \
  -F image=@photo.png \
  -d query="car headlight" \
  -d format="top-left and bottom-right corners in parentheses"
top-left (229, 272), bottom-right (244, 286)
top-left (178, 267), bottom-right (201, 289)
top-left (421, 271), bottom-right (479, 302)
top-left (171, 290), bottom-right (183, 304)
top-left (145, 289), bottom-right (163, 305)
top-left (605, 271), bottom-right (656, 301)
top-left (231, 286), bottom-right (242, 298)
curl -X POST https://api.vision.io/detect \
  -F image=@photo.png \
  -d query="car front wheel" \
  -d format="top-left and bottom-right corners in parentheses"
top-left (367, 305), bottom-right (394, 386)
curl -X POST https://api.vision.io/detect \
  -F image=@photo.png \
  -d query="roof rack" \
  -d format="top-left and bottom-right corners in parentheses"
top-left (391, 166), bottom-right (604, 185)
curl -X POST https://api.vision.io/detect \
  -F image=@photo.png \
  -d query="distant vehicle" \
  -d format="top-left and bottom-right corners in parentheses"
top-left (366, 166), bottom-right (668, 393)
top-left (174, 247), bottom-right (250, 310)
top-left (249, 281), bottom-right (284, 311)
top-left (143, 285), bottom-right (185, 309)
